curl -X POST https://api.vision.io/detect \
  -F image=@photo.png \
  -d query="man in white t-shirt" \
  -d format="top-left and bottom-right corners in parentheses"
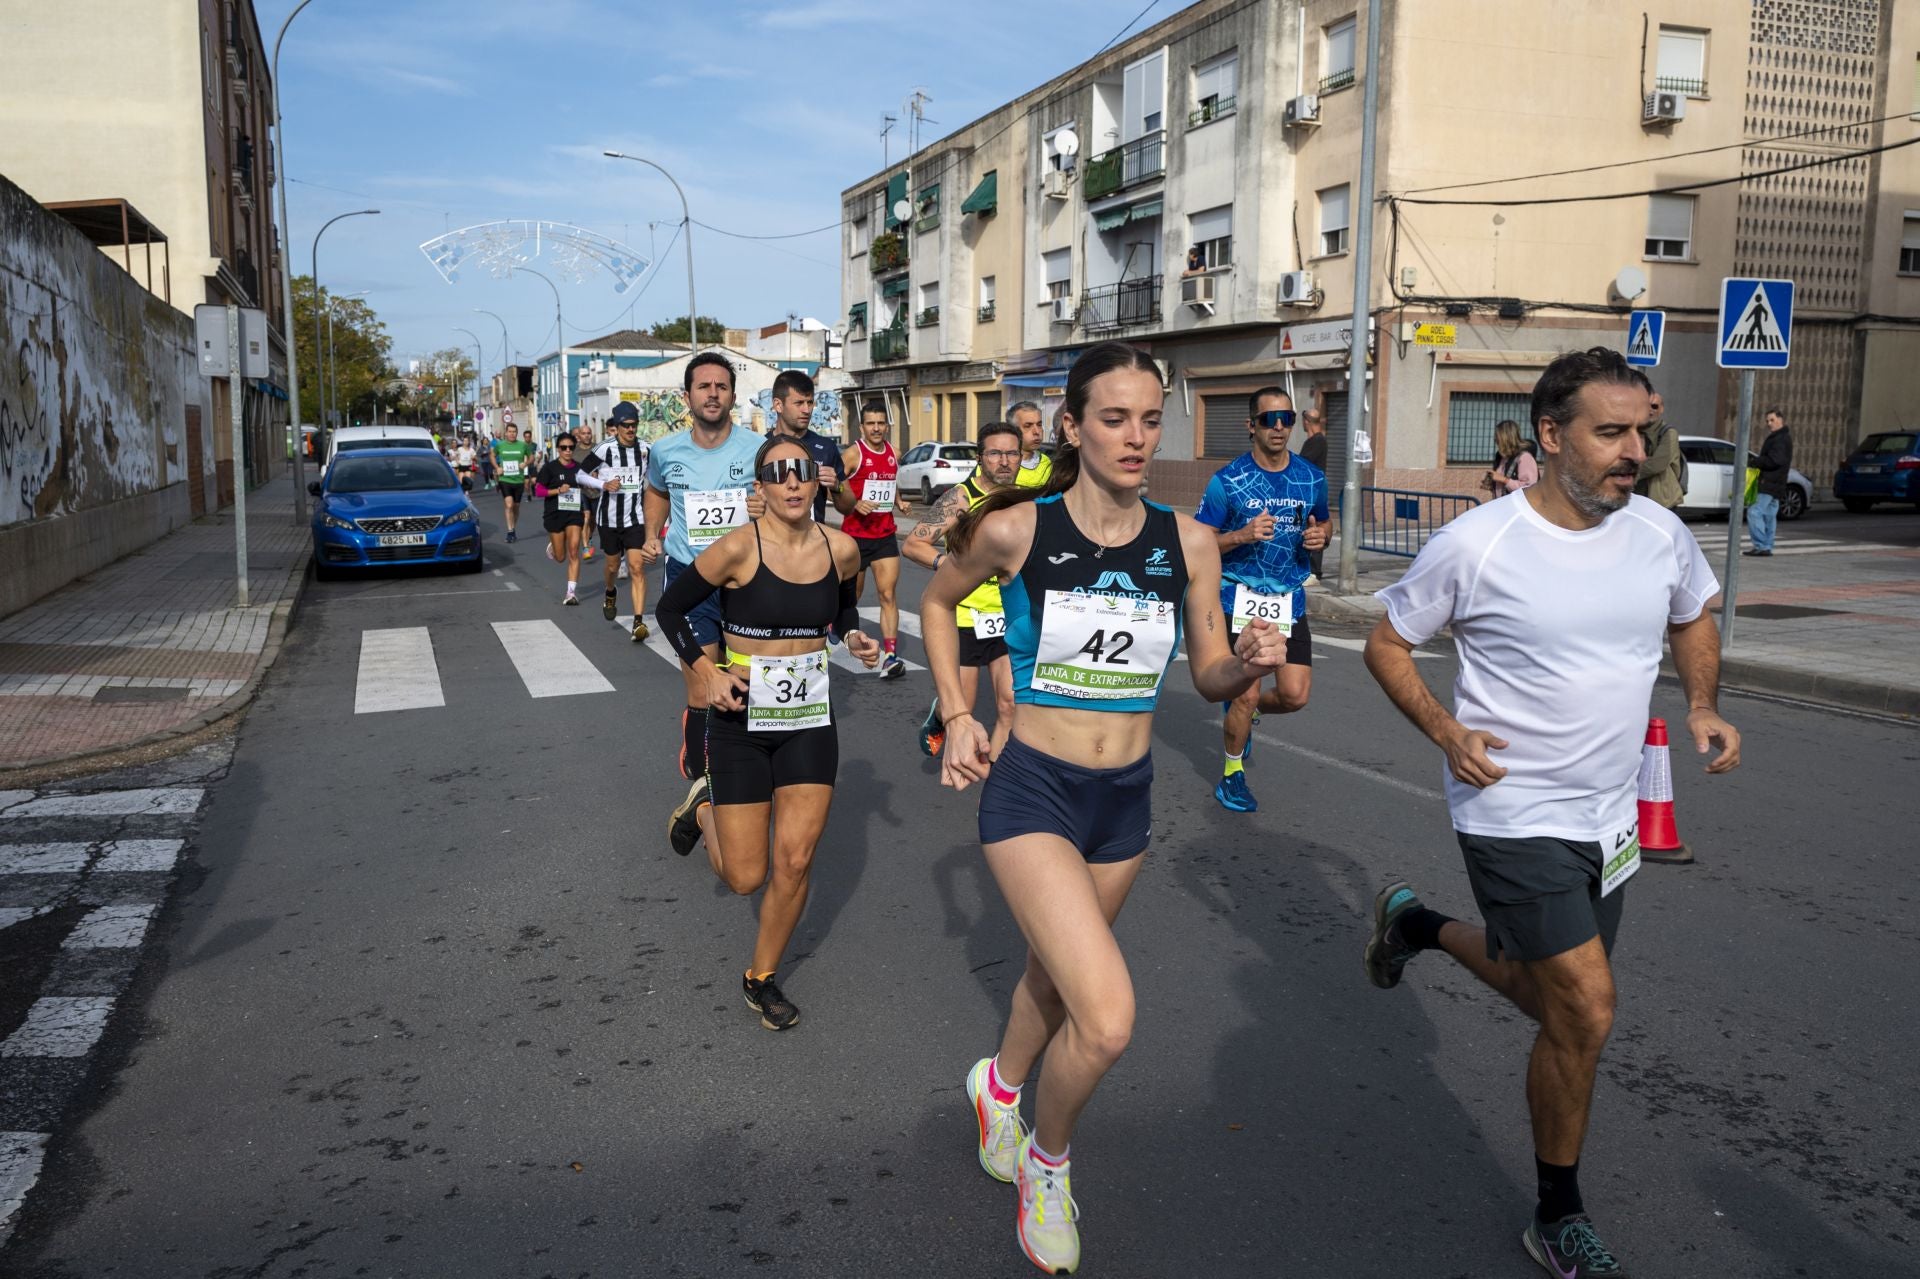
top-left (1359, 346), bottom-right (1741, 1279)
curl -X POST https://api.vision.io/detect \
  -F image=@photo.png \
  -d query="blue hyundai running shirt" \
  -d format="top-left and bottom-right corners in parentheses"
top-left (1194, 451), bottom-right (1328, 623)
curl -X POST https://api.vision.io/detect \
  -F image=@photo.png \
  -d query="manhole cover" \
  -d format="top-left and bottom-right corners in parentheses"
top-left (92, 686), bottom-right (191, 703)
top-left (1733, 603), bottom-right (1847, 620)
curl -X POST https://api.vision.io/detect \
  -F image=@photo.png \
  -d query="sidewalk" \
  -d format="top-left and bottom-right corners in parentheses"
top-left (1309, 514), bottom-right (1920, 719)
top-left (0, 471), bottom-right (310, 778)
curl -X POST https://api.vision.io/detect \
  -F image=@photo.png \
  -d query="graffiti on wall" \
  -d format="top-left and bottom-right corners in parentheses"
top-left (749, 386), bottom-right (842, 436)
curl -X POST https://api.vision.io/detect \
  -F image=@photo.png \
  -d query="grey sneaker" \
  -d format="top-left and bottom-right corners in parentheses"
top-left (1364, 880), bottom-right (1422, 990)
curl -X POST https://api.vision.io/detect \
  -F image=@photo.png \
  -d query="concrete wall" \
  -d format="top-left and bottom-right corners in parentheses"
top-left (0, 175), bottom-right (206, 617)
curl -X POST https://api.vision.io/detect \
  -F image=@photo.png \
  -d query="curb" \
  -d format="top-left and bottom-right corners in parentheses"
top-left (0, 568), bottom-right (309, 786)
top-left (1307, 590), bottom-right (1387, 626)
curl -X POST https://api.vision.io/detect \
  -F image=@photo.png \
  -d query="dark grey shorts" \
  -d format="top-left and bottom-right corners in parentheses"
top-left (1455, 832), bottom-right (1625, 963)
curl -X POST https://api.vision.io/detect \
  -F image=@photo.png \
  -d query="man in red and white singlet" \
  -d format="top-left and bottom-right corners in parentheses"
top-left (835, 402), bottom-right (912, 680)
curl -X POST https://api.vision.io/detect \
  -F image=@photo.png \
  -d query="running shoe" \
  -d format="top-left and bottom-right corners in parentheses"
top-left (581, 545), bottom-right (596, 561)
top-left (919, 698), bottom-right (944, 757)
top-left (603, 591), bottom-right (618, 621)
top-left (563, 592), bottom-right (579, 606)
top-left (1523, 1214), bottom-right (1630, 1277)
top-left (1364, 879), bottom-right (1423, 990)
top-left (546, 543), bottom-right (560, 563)
top-left (1214, 772), bottom-right (1257, 813)
top-left (743, 972), bottom-right (800, 1031)
top-left (878, 653), bottom-right (907, 680)
top-left (631, 620), bottom-right (649, 644)
top-left (667, 777), bottom-right (707, 856)
top-left (1014, 1135), bottom-right (1080, 1275)
top-left (965, 1057), bottom-right (1027, 1183)
top-left (506, 530), bottom-right (517, 544)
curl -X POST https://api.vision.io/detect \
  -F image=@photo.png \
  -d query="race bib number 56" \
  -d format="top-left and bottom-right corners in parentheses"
top-left (1031, 591), bottom-right (1177, 700)
top-left (686, 487), bottom-right (748, 546)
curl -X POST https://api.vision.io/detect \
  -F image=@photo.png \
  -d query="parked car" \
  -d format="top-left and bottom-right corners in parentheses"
top-left (1676, 435), bottom-right (1811, 520)
top-left (1832, 430), bottom-right (1920, 511)
top-left (322, 424), bottom-right (438, 475)
top-left (898, 441), bottom-right (979, 503)
top-left (309, 448), bottom-right (483, 580)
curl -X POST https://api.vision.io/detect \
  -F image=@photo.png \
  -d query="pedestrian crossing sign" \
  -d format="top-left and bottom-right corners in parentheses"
top-left (1625, 309), bottom-right (1665, 368)
top-left (1717, 277), bottom-right (1794, 369)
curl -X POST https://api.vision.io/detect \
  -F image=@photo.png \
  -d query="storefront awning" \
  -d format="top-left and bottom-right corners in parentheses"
top-left (1000, 373), bottom-right (1069, 388)
top-left (1094, 205), bottom-right (1132, 232)
top-left (961, 171), bottom-right (998, 215)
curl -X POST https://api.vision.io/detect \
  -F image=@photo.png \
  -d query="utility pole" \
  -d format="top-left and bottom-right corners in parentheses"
top-left (1720, 371), bottom-right (1755, 651)
top-left (1335, 0), bottom-right (1384, 595)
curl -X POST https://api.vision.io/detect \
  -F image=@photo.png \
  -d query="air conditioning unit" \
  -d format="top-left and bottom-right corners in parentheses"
top-left (1642, 91), bottom-right (1685, 124)
top-left (1050, 297), bottom-right (1077, 324)
top-left (1278, 271), bottom-right (1316, 307)
top-left (1284, 94), bottom-right (1321, 127)
top-left (1181, 274), bottom-right (1217, 308)
top-left (1043, 169), bottom-right (1072, 200)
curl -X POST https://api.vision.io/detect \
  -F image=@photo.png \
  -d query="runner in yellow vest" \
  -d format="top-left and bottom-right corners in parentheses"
top-left (1009, 400), bottom-right (1053, 489)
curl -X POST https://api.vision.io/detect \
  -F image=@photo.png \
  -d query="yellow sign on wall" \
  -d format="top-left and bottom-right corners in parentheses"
top-left (618, 390), bottom-right (644, 403)
top-left (1413, 323), bottom-right (1457, 347)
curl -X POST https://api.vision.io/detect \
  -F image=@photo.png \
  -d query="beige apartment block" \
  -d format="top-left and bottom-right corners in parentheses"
top-left (2, 0), bottom-right (288, 504)
top-left (839, 0), bottom-right (1920, 507)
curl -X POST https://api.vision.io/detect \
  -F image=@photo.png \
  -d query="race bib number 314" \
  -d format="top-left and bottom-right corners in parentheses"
top-left (1031, 591), bottom-right (1177, 700)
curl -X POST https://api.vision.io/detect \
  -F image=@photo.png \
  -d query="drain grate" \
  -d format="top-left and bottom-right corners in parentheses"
top-left (92, 685), bottom-right (192, 703)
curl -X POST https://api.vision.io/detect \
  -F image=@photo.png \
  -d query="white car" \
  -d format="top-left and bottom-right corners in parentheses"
top-left (1677, 435), bottom-right (1812, 520)
top-left (323, 424), bottom-right (438, 475)
top-left (897, 441), bottom-right (979, 504)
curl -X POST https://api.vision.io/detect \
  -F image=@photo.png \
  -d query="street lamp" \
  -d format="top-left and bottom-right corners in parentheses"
top-left (326, 289), bottom-right (368, 430)
top-left (309, 207), bottom-right (378, 445)
top-left (271, 0), bottom-right (318, 522)
top-left (454, 326), bottom-right (485, 433)
top-left (602, 151), bottom-right (698, 351)
top-left (514, 266), bottom-right (565, 442)
top-left (474, 308), bottom-right (512, 365)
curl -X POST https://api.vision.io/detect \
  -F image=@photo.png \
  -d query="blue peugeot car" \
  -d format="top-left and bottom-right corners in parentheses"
top-left (1833, 430), bottom-right (1920, 512)
top-left (308, 448), bottom-right (483, 580)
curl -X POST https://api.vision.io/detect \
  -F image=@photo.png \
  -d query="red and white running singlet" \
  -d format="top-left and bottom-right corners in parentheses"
top-left (840, 439), bottom-right (900, 539)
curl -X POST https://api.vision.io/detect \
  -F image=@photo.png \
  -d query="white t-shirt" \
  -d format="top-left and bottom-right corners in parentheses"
top-left (454, 446), bottom-right (475, 468)
top-left (1377, 491), bottom-right (1718, 842)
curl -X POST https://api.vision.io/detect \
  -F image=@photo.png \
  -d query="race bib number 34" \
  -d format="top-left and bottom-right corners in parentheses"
top-left (1032, 591), bottom-right (1177, 700)
top-left (747, 651), bottom-right (831, 732)
top-left (686, 487), bottom-right (747, 545)
top-left (1600, 821), bottom-right (1640, 897)
top-left (1231, 584), bottom-right (1293, 635)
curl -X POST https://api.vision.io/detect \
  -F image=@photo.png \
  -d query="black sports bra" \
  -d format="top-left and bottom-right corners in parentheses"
top-left (721, 522), bottom-right (839, 639)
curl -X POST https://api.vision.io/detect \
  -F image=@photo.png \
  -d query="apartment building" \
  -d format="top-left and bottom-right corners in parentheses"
top-left (1, 0), bottom-right (291, 504)
top-left (839, 0), bottom-right (1920, 506)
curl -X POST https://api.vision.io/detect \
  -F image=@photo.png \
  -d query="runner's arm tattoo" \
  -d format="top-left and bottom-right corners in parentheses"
top-left (911, 485), bottom-right (970, 548)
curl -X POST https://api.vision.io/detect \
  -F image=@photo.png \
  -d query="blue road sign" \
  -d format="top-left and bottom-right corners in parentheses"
top-left (1625, 309), bottom-right (1666, 367)
top-left (1717, 278), bottom-right (1794, 370)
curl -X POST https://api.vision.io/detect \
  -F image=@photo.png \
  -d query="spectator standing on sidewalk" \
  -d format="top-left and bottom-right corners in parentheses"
top-left (1297, 409), bottom-right (1330, 581)
top-left (1632, 387), bottom-right (1687, 510)
top-left (1746, 408), bottom-right (1793, 558)
top-left (1487, 420), bottom-right (1540, 496)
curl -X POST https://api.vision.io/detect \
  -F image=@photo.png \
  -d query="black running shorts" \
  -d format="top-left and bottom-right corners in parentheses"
top-left (958, 629), bottom-right (1009, 670)
top-left (497, 483), bottom-right (524, 501)
top-left (599, 524), bottom-right (645, 555)
top-left (543, 508), bottom-right (586, 533)
top-left (1455, 832), bottom-right (1625, 963)
top-left (1226, 614), bottom-right (1314, 667)
top-left (703, 708), bottom-right (838, 806)
top-left (852, 533), bottom-right (899, 570)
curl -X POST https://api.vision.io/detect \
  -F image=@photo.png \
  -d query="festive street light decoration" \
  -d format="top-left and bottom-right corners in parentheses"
top-left (418, 220), bottom-right (649, 292)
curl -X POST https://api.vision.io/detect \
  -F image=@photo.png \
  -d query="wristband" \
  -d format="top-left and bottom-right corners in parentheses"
top-left (934, 551), bottom-right (946, 571)
top-left (941, 710), bottom-right (974, 728)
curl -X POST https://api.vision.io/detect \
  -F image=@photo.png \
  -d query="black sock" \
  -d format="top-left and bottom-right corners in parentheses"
top-left (1396, 907), bottom-right (1456, 952)
top-left (1535, 1157), bottom-right (1583, 1223)
top-left (682, 707), bottom-right (707, 781)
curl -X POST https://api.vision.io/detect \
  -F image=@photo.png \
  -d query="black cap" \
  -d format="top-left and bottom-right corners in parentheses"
top-left (609, 401), bottom-right (640, 425)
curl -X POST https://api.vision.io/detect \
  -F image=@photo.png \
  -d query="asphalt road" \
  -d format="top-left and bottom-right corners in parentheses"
top-left (4, 499), bottom-right (1916, 1278)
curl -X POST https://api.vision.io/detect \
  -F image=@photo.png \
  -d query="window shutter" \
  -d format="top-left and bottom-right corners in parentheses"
top-left (1646, 194), bottom-right (1693, 241)
top-left (1189, 204), bottom-right (1232, 243)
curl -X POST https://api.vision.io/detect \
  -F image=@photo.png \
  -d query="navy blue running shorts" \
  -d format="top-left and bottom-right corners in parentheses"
top-left (978, 735), bottom-right (1152, 863)
top-left (662, 556), bottom-right (723, 651)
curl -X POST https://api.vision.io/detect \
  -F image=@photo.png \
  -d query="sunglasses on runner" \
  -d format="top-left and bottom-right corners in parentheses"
top-left (1255, 409), bottom-right (1297, 430)
top-left (756, 458), bottom-right (819, 484)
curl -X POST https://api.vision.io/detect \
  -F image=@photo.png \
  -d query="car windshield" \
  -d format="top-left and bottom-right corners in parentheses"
top-left (337, 438), bottom-right (426, 453)
top-left (942, 445), bottom-right (979, 460)
top-left (1861, 433), bottom-right (1915, 455)
top-left (329, 456), bottom-right (455, 493)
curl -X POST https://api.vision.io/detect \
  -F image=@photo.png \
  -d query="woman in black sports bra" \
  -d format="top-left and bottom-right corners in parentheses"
top-left (654, 436), bottom-right (880, 1031)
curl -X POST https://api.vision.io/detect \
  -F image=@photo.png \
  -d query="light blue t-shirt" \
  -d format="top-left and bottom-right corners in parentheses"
top-left (1194, 451), bottom-right (1328, 622)
top-left (645, 426), bottom-right (763, 564)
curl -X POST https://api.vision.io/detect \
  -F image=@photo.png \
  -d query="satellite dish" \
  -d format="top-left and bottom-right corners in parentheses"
top-left (1053, 128), bottom-right (1080, 157)
top-left (892, 199), bottom-right (913, 223)
top-left (1612, 265), bottom-right (1648, 302)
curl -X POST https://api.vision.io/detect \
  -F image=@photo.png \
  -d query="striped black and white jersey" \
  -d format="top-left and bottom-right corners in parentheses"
top-left (580, 440), bottom-right (651, 528)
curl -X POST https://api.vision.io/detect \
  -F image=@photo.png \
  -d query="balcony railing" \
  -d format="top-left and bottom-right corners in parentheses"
top-left (915, 306), bottom-right (940, 327)
top-left (871, 327), bottom-right (910, 361)
top-left (1188, 95), bottom-right (1237, 127)
top-left (1319, 67), bottom-right (1355, 93)
top-left (914, 206), bottom-right (941, 233)
top-left (1083, 149), bottom-right (1124, 201)
top-left (977, 303), bottom-right (996, 322)
top-left (1654, 75), bottom-right (1708, 96)
top-left (869, 232), bottom-right (908, 275)
top-left (1084, 129), bottom-right (1166, 199)
top-left (1078, 279), bottom-right (1159, 333)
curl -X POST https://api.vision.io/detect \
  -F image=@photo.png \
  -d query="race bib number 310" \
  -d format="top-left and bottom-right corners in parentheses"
top-left (746, 651), bottom-right (831, 732)
top-left (686, 487), bottom-right (748, 546)
top-left (862, 478), bottom-right (897, 507)
top-left (1031, 591), bottom-right (1177, 700)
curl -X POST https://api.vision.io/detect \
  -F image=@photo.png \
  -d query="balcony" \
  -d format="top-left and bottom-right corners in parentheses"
top-left (977, 303), bottom-right (996, 323)
top-left (1188, 95), bottom-right (1236, 128)
top-left (1654, 75), bottom-right (1708, 96)
top-left (915, 306), bottom-right (940, 328)
top-left (233, 250), bottom-right (260, 307)
top-left (1078, 279), bottom-right (1159, 334)
top-left (871, 327), bottom-right (910, 361)
top-left (1084, 129), bottom-right (1166, 201)
top-left (869, 232), bottom-right (908, 275)
top-left (1319, 67), bottom-right (1355, 94)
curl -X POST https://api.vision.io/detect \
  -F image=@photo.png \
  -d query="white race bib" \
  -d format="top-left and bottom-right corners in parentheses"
top-left (1231, 584), bottom-right (1294, 635)
top-left (686, 487), bottom-right (748, 546)
top-left (1031, 591), bottom-right (1178, 701)
top-left (556, 490), bottom-right (581, 511)
top-left (746, 651), bottom-right (830, 732)
top-left (971, 609), bottom-right (1007, 640)
top-left (862, 477), bottom-right (897, 507)
top-left (1600, 821), bottom-right (1640, 897)
top-left (611, 466), bottom-right (645, 490)
top-left (502, 461), bottom-right (524, 479)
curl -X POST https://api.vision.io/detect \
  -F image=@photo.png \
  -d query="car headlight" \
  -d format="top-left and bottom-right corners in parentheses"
top-left (320, 512), bottom-right (356, 530)
top-left (446, 506), bottom-right (476, 524)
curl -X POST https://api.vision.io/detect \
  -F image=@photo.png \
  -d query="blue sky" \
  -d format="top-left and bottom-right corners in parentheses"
top-left (267, 0), bottom-right (1151, 373)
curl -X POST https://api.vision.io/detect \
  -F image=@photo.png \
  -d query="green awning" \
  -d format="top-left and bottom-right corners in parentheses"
top-left (1093, 205), bottom-right (1131, 232)
top-left (884, 172), bottom-right (907, 226)
top-left (1129, 197), bottom-right (1163, 221)
top-left (881, 275), bottom-right (910, 298)
top-left (849, 302), bottom-right (867, 325)
top-left (961, 170), bottom-right (998, 215)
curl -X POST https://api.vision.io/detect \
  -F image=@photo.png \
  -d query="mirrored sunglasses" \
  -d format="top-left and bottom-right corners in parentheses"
top-left (757, 458), bottom-right (819, 484)
top-left (1256, 409), bottom-right (1297, 429)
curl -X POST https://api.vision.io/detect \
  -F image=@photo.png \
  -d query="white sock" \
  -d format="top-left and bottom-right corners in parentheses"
top-left (1028, 1139), bottom-right (1069, 1168)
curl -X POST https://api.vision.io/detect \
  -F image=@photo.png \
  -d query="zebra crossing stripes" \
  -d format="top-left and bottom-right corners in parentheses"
top-left (490, 620), bottom-right (614, 697)
top-left (354, 627), bottom-right (445, 714)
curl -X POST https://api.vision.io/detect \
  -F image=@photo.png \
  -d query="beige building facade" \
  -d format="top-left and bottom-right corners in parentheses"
top-left (840, 0), bottom-right (1920, 508)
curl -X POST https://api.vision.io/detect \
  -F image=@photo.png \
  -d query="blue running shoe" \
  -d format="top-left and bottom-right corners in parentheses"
top-left (1213, 771), bottom-right (1257, 813)
top-left (1522, 1214), bottom-right (1630, 1277)
top-left (1364, 879), bottom-right (1423, 990)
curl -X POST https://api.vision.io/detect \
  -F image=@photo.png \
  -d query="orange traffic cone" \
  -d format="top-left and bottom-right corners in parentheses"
top-left (1637, 718), bottom-right (1692, 865)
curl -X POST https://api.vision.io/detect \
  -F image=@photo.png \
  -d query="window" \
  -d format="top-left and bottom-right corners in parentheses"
top-left (915, 183), bottom-right (941, 232)
top-left (202, 24), bottom-right (215, 101)
top-left (848, 302), bottom-right (868, 335)
top-left (851, 215), bottom-right (870, 256)
top-left (1317, 185), bottom-right (1350, 257)
top-left (1322, 16), bottom-right (1357, 92)
top-left (1446, 392), bottom-right (1531, 465)
top-left (978, 275), bottom-right (997, 321)
top-left (1043, 248), bottom-right (1072, 302)
top-left (917, 281), bottom-right (940, 326)
top-left (1123, 49), bottom-right (1166, 140)
top-left (1044, 123), bottom-right (1079, 173)
top-left (1187, 205), bottom-right (1232, 270)
top-left (1191, 50), bottom-right (1238, 125)
top-left (1655, 27), bottom-right (1708, 96)
top-left (1644, 194), bottom-right (1694, 260)
top-left (1902, 214), bottom-right (1920, 274)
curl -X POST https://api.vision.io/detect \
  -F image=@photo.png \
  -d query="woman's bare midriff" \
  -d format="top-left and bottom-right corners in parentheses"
top-left (1010, 703), bottom-right (1153, 770)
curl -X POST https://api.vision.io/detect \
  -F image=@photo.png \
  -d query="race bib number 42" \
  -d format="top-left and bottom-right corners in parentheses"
top-left (1231, 584), bottom-right (1293, 635)
top-left (686, 487), bottom-right (748, 545)
top-left (746, 651), bottom-right (830, 732)
top-left (1601, 821), bottom-right (1640, 897)
top-left (1031, 591), bottom-right (1177, 700)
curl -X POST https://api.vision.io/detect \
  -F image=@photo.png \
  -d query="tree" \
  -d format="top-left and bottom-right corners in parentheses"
top-left (291, 276), bottom-right (394, 426)
top-left (385, 348), bottom-right (478, 428)
top-left (649, 314), bottom-right (729, 345)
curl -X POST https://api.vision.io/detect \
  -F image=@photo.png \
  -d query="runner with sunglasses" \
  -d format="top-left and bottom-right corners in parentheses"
top-left (922, 342), bottom-right (1288, 1274)
top-left (657, 438), bottom-right (881, 1031)
top-left (1194, 388), bottom-right (1329, 813)
top-left (532, 432), bottom-right (587, 605)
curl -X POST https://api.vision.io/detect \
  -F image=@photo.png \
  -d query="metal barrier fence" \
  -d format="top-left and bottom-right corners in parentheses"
top-left (1337, 487), bottom-right (1480, 558)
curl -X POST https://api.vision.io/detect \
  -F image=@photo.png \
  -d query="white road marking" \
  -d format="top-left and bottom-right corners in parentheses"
top-left (63, 904), bottom-right (156, 949)
top-left (860, 606), bottom-right (923, 638)
top-left (1313, 634), bottom-right (1442, 660)
top-left (0, 1132), bottom-right (50, 1247)
top-left (615, 615), bottom-right (682, 669)
top-left (0, 791), bottom-right (30, 809)
top-left (1, 789), bottom-right (202, 818)
top-left (491, 620), bottom-right (614, 697)
top-left (0, 997), bottom-right (114, 1057)
top-left (0, 844), bottom-right (89, 875)
top-left (1250, 732), bottom-right (1445, 802)
top-left (0, 908), bottom-right (45, 930)
top-left (0, 840), bottom-right (184, 875)
top-left (354, 628), bottom-right (445, 714)
top-left (94, 839), bottom-right (186, 872)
